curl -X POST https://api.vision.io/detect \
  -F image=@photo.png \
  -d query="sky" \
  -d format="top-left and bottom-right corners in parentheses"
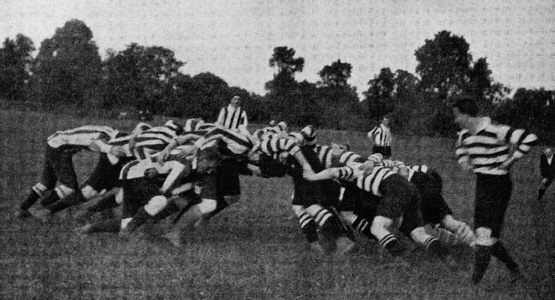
top-left (1, 0), bottom-right (554, 98)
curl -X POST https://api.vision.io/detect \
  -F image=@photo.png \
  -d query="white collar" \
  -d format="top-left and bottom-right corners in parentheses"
top-left (471, 117), bottom-right (491, 134)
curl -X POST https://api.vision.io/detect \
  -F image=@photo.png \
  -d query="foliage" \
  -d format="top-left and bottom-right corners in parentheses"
top-left (492, 88), bottom-right (555, 144)
top-left (102, 43), bottom-right (184, 114)
top-left (317, 59), bottom-right (352, 88)
top-left (32, 19), bottom-right (102, 107)
top-left (0, 34), bottom-right (35, 101)
top-left (415, 31), bottom-right (473, 100)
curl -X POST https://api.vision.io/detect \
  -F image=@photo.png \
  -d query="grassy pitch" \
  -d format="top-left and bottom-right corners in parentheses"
top-left (1, 108), bottom-right (554, 299)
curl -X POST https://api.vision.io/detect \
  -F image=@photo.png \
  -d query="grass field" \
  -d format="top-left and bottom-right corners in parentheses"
top-left (1, 108), bottom-right (554, 299)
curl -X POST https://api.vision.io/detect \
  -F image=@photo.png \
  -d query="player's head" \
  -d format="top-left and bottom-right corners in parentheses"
top-left (230, 95), bottom-right (241, 107)
top-left (164, 120), bottom-right (184, 135)
top-left (331, 142), bottom-right (350, 155)
top-left (196, 147), bottom-right (222, 174)
top-left (544, 147), bottom-right (553, 156)
top-left (452, 98), bottom-right (478, 129)
top-left (381, 117), bottom-right (391, 127)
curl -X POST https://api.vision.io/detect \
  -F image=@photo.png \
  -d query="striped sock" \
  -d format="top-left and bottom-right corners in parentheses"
top-left (380, 233), bottom-right (404, 257)
top-left (352, 217), bottom-right (374, 240)
top-left (39, 190), bottom-right (60, 207)
top-left (88, 195), bottom-right (119, 213)
top-left (490, 241), bottom-right (519, 271)
top-left (426, 238), bottom-right (449, 259)
top-left (297, 211), bottom-right (318, 243)
top-left (20, 190), bottom-right (42, 210)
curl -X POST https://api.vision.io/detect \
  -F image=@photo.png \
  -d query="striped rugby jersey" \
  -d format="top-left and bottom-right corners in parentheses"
top-left (367, 124), bottom-right (392, 146)
top-left (313, 145), bottom-right (365, 168)
top-left (253, 122), bottom-right (288, 141)
top-left (217, 105), bottom-right (247, 131)
top-left (132, 121), bottom-right (183, 160)
top-left (329, 162), bottom-right (397, 196)
top-left (119, 156), bottom-right (195, 195)
top-left (47, 125), bottom-right (119, 152)
top-left (194, 126), bottom-right (255, 157)
top-left (257, 136), bottom-right (301, 158)
top-left (455, 117), bottom-right (538, 175)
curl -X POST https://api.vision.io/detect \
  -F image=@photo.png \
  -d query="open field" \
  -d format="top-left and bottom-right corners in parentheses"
top-left (1, 108), bottom-right (554, 299)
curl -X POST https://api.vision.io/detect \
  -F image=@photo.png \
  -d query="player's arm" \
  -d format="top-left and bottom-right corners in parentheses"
top-left (159, 160), bottom-right (191, 195)
top-left (455, 130), bottom-right (472, 172)
top-left (499, 126), bottom-right (538, 170)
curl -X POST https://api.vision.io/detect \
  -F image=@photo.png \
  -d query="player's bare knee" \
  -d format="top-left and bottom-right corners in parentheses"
top-left (371, 216), bottom-right (394, 237)
top-left (121, 217), bottom-right (132, 230)
top-left (292, 205), bottom-right (306, 217)
top-left (144, 195), bottom-right (168, 216)
top-left (409, 226), bottom-right (431, 245)
top-left (81, 185), bottom-right (99, 200)
top-left (115, 189), bottom-right (124, 205)
top-left (198, 198), bottom-right (217, 215)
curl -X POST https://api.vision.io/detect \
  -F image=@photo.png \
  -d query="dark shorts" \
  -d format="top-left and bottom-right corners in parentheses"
top-left (290, 146), bottom-right (341, 208)
top-left (83, 154), bottom-right (132, 192)
top-left (41, 145), bottom-right (79, 190)
top-left (372, 145), bottom-right (392, 159)
top-left (121, 177), bottom-right (163, 219)
top-left (376, 174), bottom-right (420, 222)
top-left (215, 158), bottom-right (241, 197)
top-left (410, 172), bottom-right (452, 224)
top-left (475, 173), bottom-right (512, 238)
top-left (339, 186), bottom-right (379, 218)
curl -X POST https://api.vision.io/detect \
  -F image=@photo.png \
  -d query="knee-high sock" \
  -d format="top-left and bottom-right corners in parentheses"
top-left (89, 218), bottom-right (121, 233)
top-left (472, 245), bottom-right (492, 284)
top-left (538, 188), bottom-right (546, 200)
top-left (87, 194), bottom-right (119, 213)
top-left (47, 193), bottom-right (85, 213)
top-left (39, 190), bottom-right (61, 207)
top-left (490, 241), bottom-right (519, 271)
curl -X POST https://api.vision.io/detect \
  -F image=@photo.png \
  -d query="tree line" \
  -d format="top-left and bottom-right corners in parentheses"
top-left (1, 19), bottom-right (553, 143)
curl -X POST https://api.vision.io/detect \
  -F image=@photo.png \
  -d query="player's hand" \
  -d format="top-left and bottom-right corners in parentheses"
top-left (158, 149), bottom-right (171, 163)
top-left (455, 223), bottom-right (475, 246)
top-left (360, 160), bottom-right (375, 175)
top-left (109, 145), bottom-right (126, 157)
top-left (177, 146), bottom-right (197, 159)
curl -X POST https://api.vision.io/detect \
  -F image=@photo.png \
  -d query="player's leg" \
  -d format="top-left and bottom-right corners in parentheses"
top-left (18, 146), bottom-right (57, 217)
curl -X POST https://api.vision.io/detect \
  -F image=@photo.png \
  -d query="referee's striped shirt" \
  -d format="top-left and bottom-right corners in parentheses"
top-left (217, 105), bottom-right (248, 131)
top-left (455, 117), bottom-right (538, 175)
top-left (367, 124), bottom-right (392, 146)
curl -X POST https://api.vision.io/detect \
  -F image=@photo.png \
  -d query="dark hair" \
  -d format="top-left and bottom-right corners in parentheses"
top-left (197, 147), bottom-right (223, 165)
top-left (452, 98), bottom-right (478, 117)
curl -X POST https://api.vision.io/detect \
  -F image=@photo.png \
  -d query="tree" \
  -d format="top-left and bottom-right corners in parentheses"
top-left (102, 43), bottom-right (184, 113)
top-left (318, 59), bottom-right (352, 87)
top-left (0, 34), bottom-right (35, 100)
top-left (268, 46), bottom-right (304, 76)
top-left (415, 30), bottom-right (473, 102)
top-left (365, 67), bottom-right (395, 121)
top-left (265, 46), bottom-right (306, 123)
top-left (33, 19), bottom-right (102, 106)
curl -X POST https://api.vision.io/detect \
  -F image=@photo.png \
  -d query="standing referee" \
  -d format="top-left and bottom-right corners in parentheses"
top-left (452, 98), bottom-right (538, 285)
top-left (216, 95), bottom-right (248, 133)
top-left (367, 117), bottom-right (392, 158)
